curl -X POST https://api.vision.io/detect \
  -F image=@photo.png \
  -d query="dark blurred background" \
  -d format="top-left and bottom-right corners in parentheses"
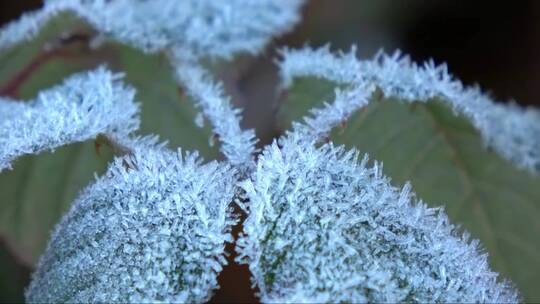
top-left (1, 0), bottom-right (539, 303)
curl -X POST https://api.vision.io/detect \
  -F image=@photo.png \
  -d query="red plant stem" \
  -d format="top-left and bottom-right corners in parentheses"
top-left (0, 48), bottom-right (74, 98)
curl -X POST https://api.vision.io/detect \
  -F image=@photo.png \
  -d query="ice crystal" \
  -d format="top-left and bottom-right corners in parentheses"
top-left (171, 54), bottom-right (257, 172)
top-left (1, 0), bottom-right (304, 59)
top-left (279, 46), bottom-right (540, 174)
top-left (237, 134), bottom-right (520, 303)
top-left (0, 67), bottom-right (139, 172)
top-left (1, 1), bottom-right (532, 301)
top-left (0, 2), bottom-right (66, 52)
top-left (0, 0), bottom-right (299, 171)
top-left (26, 144), bottom-right (238, 303)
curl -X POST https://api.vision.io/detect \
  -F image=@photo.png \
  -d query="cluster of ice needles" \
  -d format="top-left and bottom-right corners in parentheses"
top-left (0, 0), bottom-right (536, 302)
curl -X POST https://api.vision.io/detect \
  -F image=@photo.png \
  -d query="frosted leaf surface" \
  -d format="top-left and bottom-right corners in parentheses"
top-left (0, 0), bottom-right (295, 169)
top-left (172, 56), bottom-right (257, 172)
top-left (2, 0), bottom-right (304, 59)
top-left (0, 67), bottom-right (139, 172)
top-left (279, 46), bottom-right (540, 174)
top-left (0, 2), bottom-right (66, 51)
top-left (237, 135), bottom-right (519, 303)
top-left (26, 146), bottom-right (238, 303)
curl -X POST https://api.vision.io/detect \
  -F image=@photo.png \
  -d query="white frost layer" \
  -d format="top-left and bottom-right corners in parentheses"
top-left (279, 46), bottom-right (540, 174)
top-left (26, 146), bottom-right (238, 303)
top-left (0, 2), bottom-right (67, 52)
top-left (172, 56), bottom-right (257, 173)
top-left (0, 67), bottom-right (139, 172)
top-left (1, 0), bottom-right (304, 59)
top-left (237, 134), bottom-right (519, 303)
top-left (0, 0), bottom-right (296, 170)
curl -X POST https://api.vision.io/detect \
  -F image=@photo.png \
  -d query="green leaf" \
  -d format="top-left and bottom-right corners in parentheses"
top-left (0, 141), bottom-right (114, 264)
top-left (0, 239), bottom-right (31, 303)
top-left (0, 13), bottom-right (218, 159)
top-left (0, 12), bottom-right (219, 264)
top-left (109, 43), bottom-right (218, 157)
top-left (276, 77), bottom-right (338, 132)
top-left (279, 77), bottom-right (540, 302)
top-left (0, 13), bottom-right (86, 93)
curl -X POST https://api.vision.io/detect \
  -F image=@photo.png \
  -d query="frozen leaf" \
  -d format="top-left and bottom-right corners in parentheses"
top-left (278, 46), bottom-right (540, 174)
top-left (171, 56), bottom-right (257, 172)
top-left (0, 67), bottom-right (139, 172)
top-left (26, 145), bottom-right (238, 303)
top-left (2, 0), bottom-right (304, 59)
top-left (278, 57), bottom-right (540, 300)
top-left (237, 134), bottom-right (519, 303)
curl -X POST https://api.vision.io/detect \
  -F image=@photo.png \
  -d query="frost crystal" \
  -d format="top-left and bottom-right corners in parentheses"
top-left (172, 55), bottom-right (257, 172)
top-left (0, 0), bottom-right (294, 171)
top-left (2, 0), bottom-right (304, 59)
top-left (0, 67), bottom-right (139, 172)
top-left (237, 134), bottom-right (519, 303)
top-left (0, 2), bottom-right (66, 51)
top-left (279, 46), bottom-right (540, 174)
top-left (26, 145), bottom-right (238, 303)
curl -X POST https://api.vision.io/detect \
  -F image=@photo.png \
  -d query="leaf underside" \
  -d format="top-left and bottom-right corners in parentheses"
top-left (279, 77), bottom-right (540, 302)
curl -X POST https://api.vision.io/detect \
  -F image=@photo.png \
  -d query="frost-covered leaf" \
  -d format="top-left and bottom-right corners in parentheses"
top-left (278, 46), bottom-right (540, 174)
top-left (0, 17), bottom-right (225, 266)
top-left (0, 12), bottom-right (97, 96)
top-left (2, 0), bottom-right (304, 59)
top-left (1, 0), bottom-right (302, 169)
top-left (0, 13), bottom-right (219, 159)
top-left (111, 43), bottom-right (220, 159)
top-left (277, 47), bottom-right (540, 301)
top-left (0, 140), bottom-right (114, 264)
top-left (0, 67), bottom-right (139, 172)
top-left (0, 13), bottom-right (231, 264)
top-left (331, 99), bottom-right (540, 302)
top-left (171, 55), bottom-right (257, 172)
top-left (237, 135), bottom-right (518, 303)
top-left (0, 68), bottom-right (127, 260)
top-left (0, 2), bottom-right (67, 53)
top-left (26, 145), bottom-right (238, 303)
